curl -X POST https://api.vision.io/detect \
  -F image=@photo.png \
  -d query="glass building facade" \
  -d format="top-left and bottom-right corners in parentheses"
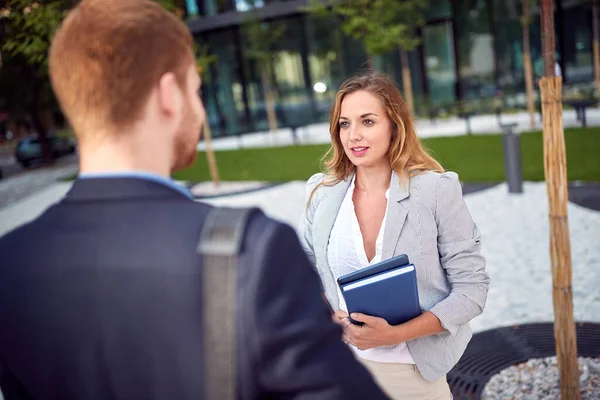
top-left (185, 0), bottom-right (599, 138)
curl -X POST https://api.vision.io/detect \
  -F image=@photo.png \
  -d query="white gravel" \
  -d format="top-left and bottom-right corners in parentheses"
top-left (482, 356), bottom-right (600, 399)
top-left (188, 180), bottom-right (268, 198)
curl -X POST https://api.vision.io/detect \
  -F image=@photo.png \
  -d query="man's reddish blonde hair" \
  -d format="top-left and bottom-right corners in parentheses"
top-left (49, 0), bottom-right (194, 134)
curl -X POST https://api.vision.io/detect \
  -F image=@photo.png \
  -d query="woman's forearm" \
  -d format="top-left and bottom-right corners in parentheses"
top-left (391, 311), bottom-right (445, 343)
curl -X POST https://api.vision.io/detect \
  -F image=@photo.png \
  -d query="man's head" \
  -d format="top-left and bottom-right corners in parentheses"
top-left (49, 0), bottom-right (204, 172)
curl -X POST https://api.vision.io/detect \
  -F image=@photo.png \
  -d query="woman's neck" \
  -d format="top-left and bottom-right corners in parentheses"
top-left (355, 163), bottom-right (392, 193)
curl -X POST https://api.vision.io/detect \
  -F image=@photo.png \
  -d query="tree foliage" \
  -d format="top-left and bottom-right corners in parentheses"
top-left (1, 0), bottom-right (65, 70)
top-left (305, 0), bottom-right (428, 57)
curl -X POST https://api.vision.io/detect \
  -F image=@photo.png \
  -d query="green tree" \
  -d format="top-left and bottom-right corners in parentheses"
top-left (1, 0), bottom-right (66, 162)
top-left (305, 0), bottom-right (428, 114)
top-left (241, 6), bottom-right (286, 133)
top-left (0, 0), bottom-right (186, 163)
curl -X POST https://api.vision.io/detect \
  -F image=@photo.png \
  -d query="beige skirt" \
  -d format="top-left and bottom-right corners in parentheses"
top-left (359, 358), bottom-right (452, 400)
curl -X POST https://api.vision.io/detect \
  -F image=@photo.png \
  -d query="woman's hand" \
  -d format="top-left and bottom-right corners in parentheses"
top-left (334, 311), bottom-right (402, 351)
top-left (332, 310), bottom-right (352, 329)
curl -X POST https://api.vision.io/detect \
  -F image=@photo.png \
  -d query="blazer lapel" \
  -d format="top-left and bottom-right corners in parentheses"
top-left (382, 171), bottom-right (410, 259)
top-left (313, 174), bottom-right (353, 270)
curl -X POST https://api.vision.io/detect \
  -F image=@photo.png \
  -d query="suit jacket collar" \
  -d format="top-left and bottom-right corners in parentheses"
top-left (64, 177), bottom-right (193, 202)
top-left (383, 171), bottom-right (409, 259)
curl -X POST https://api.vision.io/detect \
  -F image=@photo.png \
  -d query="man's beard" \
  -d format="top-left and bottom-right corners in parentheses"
top-left (172, 101), bottom-right (202, 172)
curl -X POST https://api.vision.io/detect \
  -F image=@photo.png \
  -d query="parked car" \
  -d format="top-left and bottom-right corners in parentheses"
top-left (15, 135), bottom-right (76, 168)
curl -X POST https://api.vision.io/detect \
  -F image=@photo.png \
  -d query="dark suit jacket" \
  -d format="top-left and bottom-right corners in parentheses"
top-left (0, 178), bottom-right (388, 400)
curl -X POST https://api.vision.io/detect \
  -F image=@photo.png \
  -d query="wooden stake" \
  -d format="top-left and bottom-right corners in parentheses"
top-left (261, 69), bottom-right (278, 135)
top-left (400, 48), bottom-right (414, 115)
top-left (540, 1), bottom-right (580, 399)
top-left (203, 120), bottom-right (220, 187)
top-left (522, 0), bottom-right (536, 130)
top-left (540, 76), bottom-right (580, 400)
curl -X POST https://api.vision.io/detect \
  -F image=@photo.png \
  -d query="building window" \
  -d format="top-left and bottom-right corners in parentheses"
top-left (455, 0), bottom-right (496, 101)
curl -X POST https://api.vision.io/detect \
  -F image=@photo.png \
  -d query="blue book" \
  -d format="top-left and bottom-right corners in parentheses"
top-left (337, 254), bottom-right (421, 326)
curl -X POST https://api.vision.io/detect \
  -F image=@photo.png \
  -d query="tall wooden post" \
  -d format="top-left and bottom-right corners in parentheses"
top-left (203, 120), bottom-right (220, 187)
top-left (522, 0), bottom-right (536, 130)
top-left (400, 49), bottom-right (414, 115)
top-left (261, 69), bottom-right (278, 135)
top-left (539, 1), bottom-right (580, 399)
top-left (593, 0), bottom-right (600, 97)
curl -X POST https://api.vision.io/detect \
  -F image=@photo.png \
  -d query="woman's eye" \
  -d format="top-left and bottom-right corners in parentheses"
top-left (339, 121), bottom-right (349, 128)
top-left (363, 119), bottom-right (374, 125)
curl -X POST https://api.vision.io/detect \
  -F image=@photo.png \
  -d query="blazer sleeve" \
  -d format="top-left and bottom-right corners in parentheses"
top-left (428, 172), bottom-right (491, 336)
top-left (297, 173), bottom-right (324, 266)
top-left (239, 215), bottom-right (389, 400)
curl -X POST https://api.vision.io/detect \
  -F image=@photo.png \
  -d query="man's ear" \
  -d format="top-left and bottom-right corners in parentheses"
top-left (157, 72), bottom-right (181, 120)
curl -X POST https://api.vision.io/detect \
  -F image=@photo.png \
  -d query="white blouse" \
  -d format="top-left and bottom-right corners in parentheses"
top-left (327, 175), bottom-right (415, 364)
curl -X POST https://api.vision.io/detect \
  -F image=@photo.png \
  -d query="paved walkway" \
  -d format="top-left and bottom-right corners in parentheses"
top-left (0, 155), bottom-right (78, 209)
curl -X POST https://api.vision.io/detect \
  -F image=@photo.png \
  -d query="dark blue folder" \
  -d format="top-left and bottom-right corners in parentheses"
top-left (337, 254), bottom-right (421, 326)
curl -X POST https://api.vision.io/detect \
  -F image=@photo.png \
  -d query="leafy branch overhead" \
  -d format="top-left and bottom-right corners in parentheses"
top-left (306, 0), bottom-right (428, 56)
top-left (1, 0), bottom-right (66, 68)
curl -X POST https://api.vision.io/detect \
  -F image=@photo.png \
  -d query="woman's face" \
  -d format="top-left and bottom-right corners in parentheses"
top-left (338, 90), bottom-right (392, 169)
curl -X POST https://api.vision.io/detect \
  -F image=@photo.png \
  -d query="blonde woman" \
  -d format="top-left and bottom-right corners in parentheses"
top-left (299, 72), bottom-right (490, 400)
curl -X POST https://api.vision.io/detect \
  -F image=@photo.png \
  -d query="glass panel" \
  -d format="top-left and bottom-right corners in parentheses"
top-left (305, 15), bottom-right (347, 121)
top-left (529, 10), bottom-right (544, 81)
top-left (408, 49), bottom-right (426, 115)
top-left (455, 0), bottom-right (496, 100)
top-left (235, 0), bottom-right (264, 12)
top-left (423, 22), bottom-right (457, 107)
top-left (239, 18), bottom-right (309, 131)
top-left (492, 0), bottom-right (524, 96)
top-left (203, 29), bottom-right (247, 137)
top-left (563, 5), bottom-right (593, 84)
top-left (426, 0), bottom-right (452, 20)
top-left (271, 17), bottom-right (312, 127)
top-left (202, 0), bottom-right (217, 17)
top-left (217, 0), bottom-right (236, 13)
top-left (185, 0), bottom-right (199, 16)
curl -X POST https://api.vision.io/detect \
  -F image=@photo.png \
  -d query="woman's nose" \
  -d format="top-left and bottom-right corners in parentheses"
top-left (349, 125), bottom-right (362, 141)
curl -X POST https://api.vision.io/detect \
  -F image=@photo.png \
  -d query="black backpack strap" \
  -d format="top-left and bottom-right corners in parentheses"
top-left (197, 207), bottom-right (257, 400)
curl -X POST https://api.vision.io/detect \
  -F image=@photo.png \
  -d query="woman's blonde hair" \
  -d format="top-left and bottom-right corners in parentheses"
top-left (309, 72), bottom-right (444, 203)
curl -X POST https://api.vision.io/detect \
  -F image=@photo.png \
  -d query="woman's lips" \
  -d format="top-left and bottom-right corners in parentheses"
top-left (351, 146), bottom-right (369, 156)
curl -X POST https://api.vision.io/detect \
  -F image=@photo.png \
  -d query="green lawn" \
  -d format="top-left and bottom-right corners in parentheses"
top-left (173, 127), bottom-right (600, 183)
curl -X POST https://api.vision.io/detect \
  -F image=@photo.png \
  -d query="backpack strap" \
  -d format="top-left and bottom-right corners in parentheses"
top-left (197, 207), bottom-right (257, 400)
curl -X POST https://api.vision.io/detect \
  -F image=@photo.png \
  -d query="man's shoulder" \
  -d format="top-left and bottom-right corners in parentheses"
top-left (0, 219), bottom-right (36, 258)
top-left (242, 209), bottom-right (289, 249)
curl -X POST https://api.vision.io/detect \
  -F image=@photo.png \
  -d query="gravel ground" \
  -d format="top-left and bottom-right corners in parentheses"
top-left (482, 356), bottom-right (600, 399)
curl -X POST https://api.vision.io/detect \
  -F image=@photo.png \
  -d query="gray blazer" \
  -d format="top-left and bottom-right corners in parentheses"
top-left (298, 170), bottom-right (490, 382)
